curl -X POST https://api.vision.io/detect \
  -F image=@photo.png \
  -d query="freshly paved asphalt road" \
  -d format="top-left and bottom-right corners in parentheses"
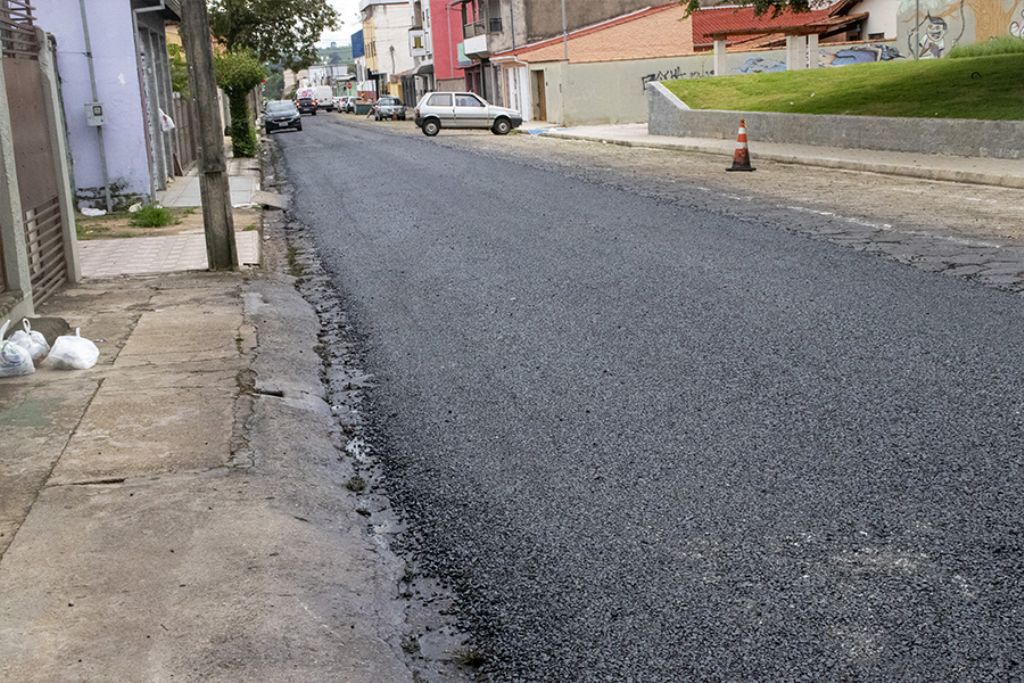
top-left (276, 116), bottom-right (1024, 681)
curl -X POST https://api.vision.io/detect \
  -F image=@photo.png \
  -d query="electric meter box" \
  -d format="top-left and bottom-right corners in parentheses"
top-left (85, 102), bottom-right (105, 126)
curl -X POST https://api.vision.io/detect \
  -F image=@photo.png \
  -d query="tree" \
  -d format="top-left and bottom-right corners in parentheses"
top-left (264, 70), bottom-right (285, 99)
top-left (168, 44), bottom-right (190, 98)
top-left (208, 0), bottom-right (339, 68)
top-left (215, 50), bottom-right (267, 157)
top-left (682, 0), bottom-right (813, 15)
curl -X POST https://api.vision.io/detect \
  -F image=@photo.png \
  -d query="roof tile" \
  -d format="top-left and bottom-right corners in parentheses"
top-left (495, 3), bottom-right (693, 64)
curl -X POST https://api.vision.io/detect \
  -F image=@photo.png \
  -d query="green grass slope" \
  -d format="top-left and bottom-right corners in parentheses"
top-left (664, 54), bottom-right (1024, 120)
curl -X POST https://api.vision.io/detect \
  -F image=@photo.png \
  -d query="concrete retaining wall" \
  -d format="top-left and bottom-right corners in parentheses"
top-left (647, 83), bottom-right (1024, 160)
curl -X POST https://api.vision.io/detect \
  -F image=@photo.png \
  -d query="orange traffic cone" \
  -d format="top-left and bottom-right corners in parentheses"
top-left (726, 119), bottom-right (755, 172)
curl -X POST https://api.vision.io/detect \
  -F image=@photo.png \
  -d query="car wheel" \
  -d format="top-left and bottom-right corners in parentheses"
top-left (265, 126), bottom-right (272, 135)
top-left (422, 119), bottom-right (440, 137)
top-left (492, 117), bottom-right (512, 136)
top-left (296, 122), bottom-right (302, 131)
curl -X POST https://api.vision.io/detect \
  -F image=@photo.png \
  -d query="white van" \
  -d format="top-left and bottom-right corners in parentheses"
top-left (313, 86), bottom-right (335, 111)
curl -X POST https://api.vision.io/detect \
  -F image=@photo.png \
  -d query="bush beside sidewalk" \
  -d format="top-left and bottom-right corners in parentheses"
top-left (0, 235), bottom-right (415, 680)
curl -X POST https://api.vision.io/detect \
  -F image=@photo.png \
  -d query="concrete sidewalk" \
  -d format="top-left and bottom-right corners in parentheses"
top-left (79, 230), bottom-right (262, 278)
top-left (0, 268), bottom-right (415, 680)
top-left (545, 123), bottom-right (1024, 189)
top-left (158, 158), bottom-right (261, 208)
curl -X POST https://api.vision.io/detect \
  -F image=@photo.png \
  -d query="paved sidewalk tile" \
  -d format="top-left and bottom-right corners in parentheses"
top-left (158, 171), bottom-right (260, 208)
top-left (79, 232), bottom-right (261, 278)
top-left (546, 123), bottom-right (1024, 189)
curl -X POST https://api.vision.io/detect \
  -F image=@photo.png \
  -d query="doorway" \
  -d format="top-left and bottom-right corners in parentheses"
top-left (531, 70), bottom-right (546, 121)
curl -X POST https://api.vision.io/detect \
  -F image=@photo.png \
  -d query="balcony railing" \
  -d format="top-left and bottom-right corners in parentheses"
top-left (463, 17), bottom-right (502, 39)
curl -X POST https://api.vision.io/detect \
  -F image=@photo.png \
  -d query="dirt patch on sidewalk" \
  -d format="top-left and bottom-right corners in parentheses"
top-left (76, 206), bottom-right (262, 240)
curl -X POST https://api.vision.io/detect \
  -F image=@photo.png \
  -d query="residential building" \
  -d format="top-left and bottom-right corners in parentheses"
top-left (360, 0), bottom-right (416, 99)
top-left (490, 0), bottom-right (909, 126)
top-left (352, 29), bottom-right (373, 97)
top-left (451, 0), bottom-right (653, 101)
top-left (429, 0), bottom-right (467, 91)
top-left (32, 0), bottom-right (182, 206)
top-left (307, 63), bottom-right (352, 85)
top-left (399, 0), bottom-right (435, 105)
top-left (492, 4), bottom-right (695, 125)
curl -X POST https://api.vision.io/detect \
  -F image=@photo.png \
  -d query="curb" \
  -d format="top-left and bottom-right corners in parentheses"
top-left (543, 131), bottom-right (1024, 190)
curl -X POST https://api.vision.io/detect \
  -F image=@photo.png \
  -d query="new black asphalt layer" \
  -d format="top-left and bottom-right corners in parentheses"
top-left (276, 117), bottom-right (1024, 681)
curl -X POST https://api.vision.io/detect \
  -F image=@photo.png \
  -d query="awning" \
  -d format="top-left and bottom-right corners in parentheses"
top-left (395, 63), bottom-right (434, 79)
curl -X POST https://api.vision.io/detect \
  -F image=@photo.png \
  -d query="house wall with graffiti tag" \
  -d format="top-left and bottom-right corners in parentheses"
top-left (897, 0), bottom-right (1024, 59)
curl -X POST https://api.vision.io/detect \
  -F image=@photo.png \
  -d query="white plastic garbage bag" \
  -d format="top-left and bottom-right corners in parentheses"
top-left (8, 319), bottom-right (50, 362)
top-left (159, 108), bottom-right (176, 132)
top-left (0, 320), bottom-right (35, 378)
top-left (45, 328), bottom-right (99, 370)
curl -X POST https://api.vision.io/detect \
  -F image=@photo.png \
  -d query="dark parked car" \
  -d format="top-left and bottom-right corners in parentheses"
top-left (296, 97), bottom-right (317, 115)
top-left (264, 100), bottom-right (302, 134)
top-left (374, 96), bottom-right (406, 121)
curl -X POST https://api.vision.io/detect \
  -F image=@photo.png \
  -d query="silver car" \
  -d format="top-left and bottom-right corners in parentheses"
top-left (413, 91), bottom-right (523, 137)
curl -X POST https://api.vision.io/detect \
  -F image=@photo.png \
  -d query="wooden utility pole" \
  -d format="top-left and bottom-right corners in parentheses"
top-left (180, 0), bottom-right (238, 271)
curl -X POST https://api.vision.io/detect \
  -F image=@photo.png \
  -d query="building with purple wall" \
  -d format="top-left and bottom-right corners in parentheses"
top-left (32, 0), bottom-right (181, 208)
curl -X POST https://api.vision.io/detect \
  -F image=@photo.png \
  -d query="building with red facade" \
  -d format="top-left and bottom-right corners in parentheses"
top-left (430, 0), bottom-right (468, 91)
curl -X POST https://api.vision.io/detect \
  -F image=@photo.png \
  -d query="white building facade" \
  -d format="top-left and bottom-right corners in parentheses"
top-left (403, 0), bottom-right (435, 104)
top-left (360, 0), bottom-right (416, 98)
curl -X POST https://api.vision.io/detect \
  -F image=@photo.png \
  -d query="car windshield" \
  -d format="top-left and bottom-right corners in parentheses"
top-left (380, 98), bottom-right (399, 105)
top-left (267, 101), bottom-right (296, 113)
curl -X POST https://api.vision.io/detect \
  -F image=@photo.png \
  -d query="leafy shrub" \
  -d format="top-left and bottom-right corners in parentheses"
top-left (949, 36), bottom-right (1024, 59)
top-left (215, 50), bottom-right (267, 158)
top-left (168, 44), bottom-right (189, 97)
top-left (131, 205), bottom-right (174, 227)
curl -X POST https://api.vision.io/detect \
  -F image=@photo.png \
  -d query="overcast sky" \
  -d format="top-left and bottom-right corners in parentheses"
top-left (318, 0), bottom-right (362, 47)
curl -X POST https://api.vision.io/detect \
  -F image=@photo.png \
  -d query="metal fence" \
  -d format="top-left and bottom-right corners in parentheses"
top-left (1, 0), bottom-right (68, 304)
top-left (0, 0), bottom-right (38, 60)
top-left (172, 93), bottom-right (199, 175)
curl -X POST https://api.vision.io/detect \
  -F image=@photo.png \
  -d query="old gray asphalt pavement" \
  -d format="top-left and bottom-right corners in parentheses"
top-left (275, 115), bottom-right (1024, 681)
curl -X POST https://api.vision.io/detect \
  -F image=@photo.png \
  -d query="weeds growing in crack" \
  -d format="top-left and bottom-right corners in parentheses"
top-left (286, 245), bottom-right (305, 278)
top-left (454, 648), bottom-right (487, 668)
top-left (401, 634), bottom-right (421, 655)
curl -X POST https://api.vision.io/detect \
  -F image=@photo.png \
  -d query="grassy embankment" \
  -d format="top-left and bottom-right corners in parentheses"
top-left (664, 49), bottom-right (1024, 120)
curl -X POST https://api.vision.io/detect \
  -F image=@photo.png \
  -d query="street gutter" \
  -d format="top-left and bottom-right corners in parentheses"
top-left (543, 129), bottom-right (1024, 190)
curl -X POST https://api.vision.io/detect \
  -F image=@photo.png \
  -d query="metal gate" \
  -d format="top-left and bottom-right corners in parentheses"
top-left (2, 0), bottom-right (67, 304)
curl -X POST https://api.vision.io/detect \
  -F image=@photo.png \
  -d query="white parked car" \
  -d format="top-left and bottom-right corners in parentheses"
top-left (413, 91), bottom-right (523, 137)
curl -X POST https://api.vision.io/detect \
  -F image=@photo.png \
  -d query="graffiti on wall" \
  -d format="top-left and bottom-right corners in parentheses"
top-left (1012, 7), bottom-right (1024, 36)
top-left (641, 65), bottom-right (712, 90)
top-left (821, 44), bottom-right (904, 66)
top-left (734, 43), bottom-right (902, 74)
top-left (898, 0), bottom-right (1024, 58)
top-left (738, 57), bottom-right (787, 74)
